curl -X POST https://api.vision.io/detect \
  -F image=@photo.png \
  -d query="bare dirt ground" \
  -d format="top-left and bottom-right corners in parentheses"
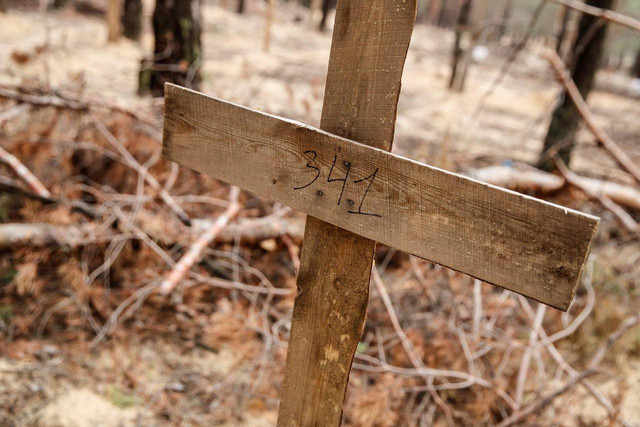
top-left (1, 1), bottom-right (639, 426)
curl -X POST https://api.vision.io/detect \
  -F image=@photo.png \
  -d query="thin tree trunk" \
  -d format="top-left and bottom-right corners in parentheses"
top-left (107, 0), bottom-right (121, 43)
top-left (449, 0), bottom-right (472, 91)
top-left (122, 0), bottom-right (143, 40)
top-left (139, 0), bottom-right (202, 97)
top-left (426, 0), bottom-right (442, 26)
top-left (497, 0), bottom-right (513, 40)
top-left (633, 49), bottom-right (640, 78)
top-left (264, 0), bottom-right (275, 51)
top-left (50, 0), bottom-right (69, 9)
top-left (538, 0), bottom-right (613, 171)
top-left (319, 0), bottom-right (335, 31)
top-left (237, 0), bottom-right (245, 14)
top-left (556, 6), bottom-right (570, 54)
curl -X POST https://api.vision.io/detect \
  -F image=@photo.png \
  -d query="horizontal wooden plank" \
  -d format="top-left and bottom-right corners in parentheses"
top-left (162, 83), bottom-right (599, 311)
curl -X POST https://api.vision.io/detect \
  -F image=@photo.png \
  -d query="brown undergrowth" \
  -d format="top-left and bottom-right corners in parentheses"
top-left (0, 90), bottom-right (638, 426)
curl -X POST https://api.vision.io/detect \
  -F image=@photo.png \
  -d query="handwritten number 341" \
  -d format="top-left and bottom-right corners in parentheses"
top-left (293, 150), bottom-right (381, 218)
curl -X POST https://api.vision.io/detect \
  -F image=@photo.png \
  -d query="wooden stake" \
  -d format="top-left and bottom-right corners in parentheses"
top-left (276, 1), bottom-right (416, 425)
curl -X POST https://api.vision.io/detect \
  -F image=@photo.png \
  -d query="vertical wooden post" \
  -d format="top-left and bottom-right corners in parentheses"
top-left (277, 1), bottom-right (416, 425)
top-left (107, 0), bottom-right (121, 43)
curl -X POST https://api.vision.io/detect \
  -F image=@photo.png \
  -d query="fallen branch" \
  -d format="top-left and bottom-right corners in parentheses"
top-left (0, 103), bottom-right (31, 126)
top-left (545, 50), bottom-right (640, 184)
top-left (0, 146), bottom-right (52, 198)
top-left (0, 85), bottom-right (158, 129)
top-left (91, 115), bottom-right (191, 225)
top-left (472, 165), bottom-right (640, 211)
top-left (546, 0), bottom-right (640, 34)
top-left (555, 158), bottom-right (639, 234)
top-left (497, 369), bottom-right (597, 427)
top-left (0, 217), bottom-right (304, 249)
top-left (159, 186), bottom-right (242, 295)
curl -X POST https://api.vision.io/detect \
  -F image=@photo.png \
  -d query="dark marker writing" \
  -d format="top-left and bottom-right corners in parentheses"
top-left (291, 151), bottom-right (381, 218)
top-left (348, 167), bottom-right (382, 218)
top-left (293, 150), bottom-right (320, 190)
top-left (327, 155), bottom-right (351, 206)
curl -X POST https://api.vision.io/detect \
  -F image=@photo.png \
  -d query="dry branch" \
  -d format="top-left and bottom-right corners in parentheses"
top-left (91, 115), bottom-right (191, 225)
top-left (0, 217), bottom-right (304, 249)
top-left (555, 159), bottom-right (639, 233)
top-left (159, 186), bottom-right (241, 295)
top-left (546, 0), bottom-right (640, 34)
top-left (0, 103), bottom-right (31, 126)
top-left (545, 50), bottom-right (640, 184)
top-left (472, 165), bottom-right (640, 211)
top-left (0, 146), bottom-right (52, 198)
top-left (498, 369), bottom-right (598, 427)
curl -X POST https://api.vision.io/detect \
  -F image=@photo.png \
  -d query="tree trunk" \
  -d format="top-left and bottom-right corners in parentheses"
top-left (107, 0), bottom-right (121, 43)
top-left (497, 0), bottom-right (513, 40)
top-left (139, 0), bottom-right (202, 97)
top-left (0, 0), bottom-right (7, 13)
top-left (449, 0), bottom-right (472, 91)
top-left (538, 0), bottom-right (613, 171)
top-left (555, 5), bottom-right (570, 55)
top-left (319, 0), bottom-right (335, 31)
top-left (122, 0), bottom-right (143, 40)
top-left (237, 0), bottom-right (245, 14)
top-left (633, 49), bottom-right (640, 79)
top-left (50, 0), bottom-right (70, 9)
top-left (425, 0), bottom-right (442, 25)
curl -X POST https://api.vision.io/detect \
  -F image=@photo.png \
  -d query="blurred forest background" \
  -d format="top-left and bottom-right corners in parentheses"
top-left (1, 0), bottom-right (639, 425)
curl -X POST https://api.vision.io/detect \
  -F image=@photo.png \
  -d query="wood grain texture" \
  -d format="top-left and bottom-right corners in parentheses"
top-left (282, 1), bottom-right (416, 424)
top-left (163, 83), bottom-right (598, 311)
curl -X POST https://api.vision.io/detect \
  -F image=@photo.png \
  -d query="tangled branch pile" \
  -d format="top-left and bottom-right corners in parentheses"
top-left (0, 85), bottom-right (638, 425)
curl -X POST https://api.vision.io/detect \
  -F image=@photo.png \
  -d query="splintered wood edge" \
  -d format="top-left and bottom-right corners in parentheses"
top-left (162, 83), bottom-right (600, 311)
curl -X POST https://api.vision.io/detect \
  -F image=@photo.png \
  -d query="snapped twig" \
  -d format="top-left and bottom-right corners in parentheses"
top-left (0, 146), bottom-right (52, 198)
top-left (159, 186), bottom-right (242, 295)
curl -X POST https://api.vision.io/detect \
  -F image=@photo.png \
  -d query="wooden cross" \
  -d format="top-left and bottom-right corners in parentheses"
top-left (162, 0), bottom-right (598, 425)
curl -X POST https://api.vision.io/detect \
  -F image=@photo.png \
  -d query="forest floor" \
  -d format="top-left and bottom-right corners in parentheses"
top-left (1, 1), bottom-right (639, 426)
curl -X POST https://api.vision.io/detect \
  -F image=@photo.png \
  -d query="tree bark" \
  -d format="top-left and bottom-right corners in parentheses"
top-left (633, 49), bottom-right (640, 78)
top-left (449, 0), bottom-right (472, 91)
top-left (319, 0), bottom-right (335, 31)
top-left (107, 0), bottom-right (121, 43)
top-left (497, 0), bottom-right (513, 40)
top-left (122, 0), bottom-right (143, 40)
top-left (555, 5), bottom-right (570, 55)
top-left (139, 0), bottom-right (202, 97)
top-left (538, 0), bottom-right (613, 171)
top-left (50, 0), bottom-right (70, 9)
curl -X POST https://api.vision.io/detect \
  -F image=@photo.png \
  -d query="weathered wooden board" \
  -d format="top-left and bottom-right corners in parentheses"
top-left (277, 1), bottom-right (418, 425)
top-left (163, 84), bottom-right (598, 310)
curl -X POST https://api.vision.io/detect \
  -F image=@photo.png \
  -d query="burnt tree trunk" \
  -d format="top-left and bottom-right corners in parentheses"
top-left (139, 0), bottom-right (202, 97)
top-left (319, 0), bottom-right (335, 32)
top-left (449, 0), bottom-right (472, 91)
top-left (122, 0), bottom-right (143, 40)
top-left (538, 0), bottom-right (613, 171)
top-left (633, 49), bottom-right (640, 78)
